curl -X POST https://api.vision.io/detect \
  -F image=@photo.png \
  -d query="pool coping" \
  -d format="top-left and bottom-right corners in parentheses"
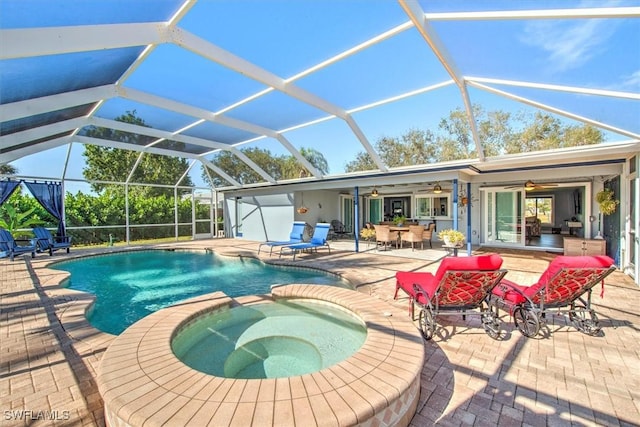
top-left (96, 285), bottom-right (424, 427)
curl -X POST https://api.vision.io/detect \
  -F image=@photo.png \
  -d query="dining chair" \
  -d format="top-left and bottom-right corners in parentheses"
top-left (422, 223), bottom-right (436, 248)
top-left (400, 225), bottom-right (426, 251)
top-left (373, 224), bottom-right (393, 251)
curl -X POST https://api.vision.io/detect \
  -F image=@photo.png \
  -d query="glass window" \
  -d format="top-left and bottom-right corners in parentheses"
top-left (526, 196), bottom-right (554, 225)
top-left (415, 195), bottom-right (450, 218)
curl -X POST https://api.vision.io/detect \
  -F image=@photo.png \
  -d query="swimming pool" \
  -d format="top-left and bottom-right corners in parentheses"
top-left (53, 250), bottom-right (349, 334)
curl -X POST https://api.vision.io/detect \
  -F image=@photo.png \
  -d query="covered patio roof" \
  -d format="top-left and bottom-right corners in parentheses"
top-left (1, 1), bottom-right (639, 191)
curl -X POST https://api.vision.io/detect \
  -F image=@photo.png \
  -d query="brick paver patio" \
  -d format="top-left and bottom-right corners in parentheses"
top-left (1, 239), bottom-right (638, 426)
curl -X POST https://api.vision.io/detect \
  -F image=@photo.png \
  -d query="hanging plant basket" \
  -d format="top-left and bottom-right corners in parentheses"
top-left (596, 189), bottom-right (619, 216)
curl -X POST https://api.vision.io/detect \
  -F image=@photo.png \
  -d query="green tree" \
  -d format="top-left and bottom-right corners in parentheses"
top-left (204, 148), bottom-right (275, 187)
top-left (477, 110), bottom-right (514, 158)
top-left (345, 130), bottom-right (437, 172)
top-left (344, 151), bottom-right (377, 173)
top-left (505, 112), bottom-right (603, 154)
top-left (437, 108), bottom-right (477, 161)
top-left (64, 189), bottom-right (203, 245)
top-left (283, 147), bottom-right (330, 178)
top-left (559, 123), bottom-right (603, 148)
top-left (345, 107), bottom-right (604, 171)
top-left (203, 146), bottom-right (329, 187)
top-left (81, 111), bottom-right (194, 195)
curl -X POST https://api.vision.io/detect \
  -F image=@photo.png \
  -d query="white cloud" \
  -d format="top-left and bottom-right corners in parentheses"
top-left (619, 69), bottom-right (640, 90)
top-left (521, 18), bottom-right (616, 73)
top-left (520, 0), bottom-right (625, 73)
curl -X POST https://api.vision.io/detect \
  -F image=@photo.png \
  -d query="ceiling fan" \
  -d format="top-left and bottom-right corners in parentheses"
top-left (506, 180), bottom-right (558, 191)
top-left (426, 182), bottom-right (452, 194)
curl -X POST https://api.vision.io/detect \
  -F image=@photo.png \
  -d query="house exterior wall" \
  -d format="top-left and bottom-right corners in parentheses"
top-left (224, 194), bottom-right (295, 241)
top-left (293, 190), bottom-right (339, 225)
top-left (222, 161), bottom-right (638, 286)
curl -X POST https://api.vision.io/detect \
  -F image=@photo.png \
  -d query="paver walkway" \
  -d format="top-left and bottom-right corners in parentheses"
top-left (1, 240), bottom-right (638, 426)
top-left (1, 257), bottom-right (106, 426)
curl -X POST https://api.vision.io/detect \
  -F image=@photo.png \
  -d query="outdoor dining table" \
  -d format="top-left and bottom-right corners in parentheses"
top-left (389, 225), bottom-right (413, 249)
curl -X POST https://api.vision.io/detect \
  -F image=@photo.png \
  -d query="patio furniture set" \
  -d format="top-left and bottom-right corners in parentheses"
top-left (0, 226), bottom-right (71, 260)
top-left (395, 253), bottom-right (615, 340)
top-left (258, 221), bottom-right (616, 341)
top-left (373, 223), bottom-right (437, 251)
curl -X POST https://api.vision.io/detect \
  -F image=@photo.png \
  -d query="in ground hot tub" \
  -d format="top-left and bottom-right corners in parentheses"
top-left (172, 300), bottom-right (367, 379)
top-left (98, 285), bottom-right (424, 427)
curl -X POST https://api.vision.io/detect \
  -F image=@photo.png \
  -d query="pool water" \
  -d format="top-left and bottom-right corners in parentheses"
top-left (171, 300), bottom-right (367, 379)
top-left (54, 250), bottom-right (349, 335)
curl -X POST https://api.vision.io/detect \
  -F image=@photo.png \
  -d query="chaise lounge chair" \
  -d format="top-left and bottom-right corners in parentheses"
top-left (257, 221), bottom-right (306, 255)
top-left (279, 223), bottom-right (331, 260)
top-left (489, 255), bottom-right (615, 338)
top-left (395, 254), bottom-right (506, 339)
top-left (32, 226), bottom-right (72, 256)
top-left (0, 228), bottom-right (37, 261)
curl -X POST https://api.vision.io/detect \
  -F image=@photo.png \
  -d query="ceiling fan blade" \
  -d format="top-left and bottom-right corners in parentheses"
top-left (505, 180), bottom-right (558, 190)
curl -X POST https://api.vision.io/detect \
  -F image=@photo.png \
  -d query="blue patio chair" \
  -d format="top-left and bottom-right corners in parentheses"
top-left (32, 226), bottom-right (72, 256)
top-left (279, 223), bottom-right (331, 260)
top-left (0, 228), bottom-right (36, 261)
top-left (257, 221), bottom-right (307, 255)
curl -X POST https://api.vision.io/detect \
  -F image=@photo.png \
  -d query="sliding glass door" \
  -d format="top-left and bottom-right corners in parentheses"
top-left (340, 195), bottom-right (354, 233)
top-left (366, 197), bottom-right (383, 225)
top-left (483, 189), bottom-right (524, 246)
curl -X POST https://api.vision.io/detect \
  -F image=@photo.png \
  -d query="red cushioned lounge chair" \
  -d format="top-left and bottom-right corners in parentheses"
top-left (395, 254), bottom-right (507, 340)
top-left (490, 255), bottom-right (615, 338)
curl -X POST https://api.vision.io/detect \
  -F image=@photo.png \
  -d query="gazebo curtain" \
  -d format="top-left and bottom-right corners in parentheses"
top-left (0, 180), bottom-right (20, 205)
top-left (23, 181), bottom-right (65, 236)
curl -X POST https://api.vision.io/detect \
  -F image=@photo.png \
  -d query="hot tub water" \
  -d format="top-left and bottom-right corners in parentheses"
top-left (171, 300), bottom-right (367, 379)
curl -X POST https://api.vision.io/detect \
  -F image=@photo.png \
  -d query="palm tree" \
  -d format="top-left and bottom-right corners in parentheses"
top-left (282, 147), bottom-right (330, 179)
top-left (0, 164), bottom-right (18, 175)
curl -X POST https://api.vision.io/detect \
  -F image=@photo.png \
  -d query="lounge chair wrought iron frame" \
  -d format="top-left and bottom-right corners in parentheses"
top-left (413, 269), bottom-right (507, 340)
top-left (396, 254), bottom-right (506, 340)
top-left (32, 226), bottom-right (71, 256)
top-left (489, 255), bottom-right (616, 338)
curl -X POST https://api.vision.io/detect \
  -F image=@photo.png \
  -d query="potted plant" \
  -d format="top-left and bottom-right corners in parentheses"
top-left (393, 214), bottom-right (407, 226)
top-left (438, 228), bottom-right (465, 247)
top-left (596, 188), bottom-right (619, 216)
top-left (360, 227), bottom-right (376, 241)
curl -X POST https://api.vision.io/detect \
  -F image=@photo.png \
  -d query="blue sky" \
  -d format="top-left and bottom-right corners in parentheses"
top-left (3, 0), bottom-right (639, 189)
